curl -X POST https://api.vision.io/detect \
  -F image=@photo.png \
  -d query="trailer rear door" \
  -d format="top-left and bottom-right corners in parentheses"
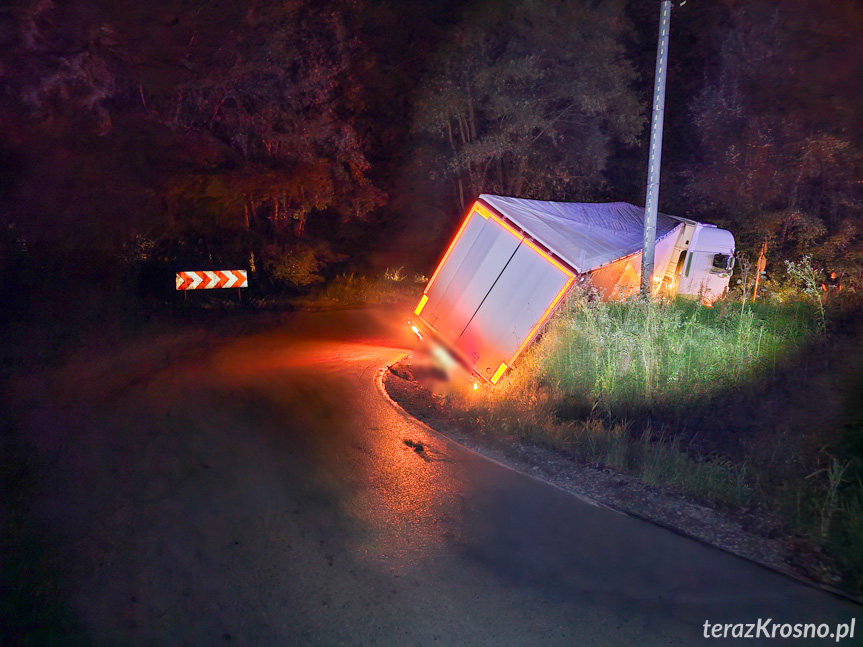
top-left (417, 202), bottom-right (574, 381)
top-left (460, 241), bottom-right (571, 379)
top-left (422, 206), bottom-right (521, 342)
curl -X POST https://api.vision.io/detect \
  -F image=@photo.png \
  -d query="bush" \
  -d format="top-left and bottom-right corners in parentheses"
top-left (293, 270), bottom-right (425, 308)
top-left (260, 242), bottom-right (328, 288)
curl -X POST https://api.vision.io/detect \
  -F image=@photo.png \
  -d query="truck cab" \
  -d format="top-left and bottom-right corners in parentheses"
top-left (674, 223), bottom-right (735, 303)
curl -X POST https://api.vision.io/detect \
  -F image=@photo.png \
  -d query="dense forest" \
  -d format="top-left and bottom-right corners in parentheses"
top-left (1, 0), bottom-right (861, 297)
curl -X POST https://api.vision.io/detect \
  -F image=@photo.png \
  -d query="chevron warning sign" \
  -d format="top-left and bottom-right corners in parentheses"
top-left (176, 270), bottom-right (248, 290)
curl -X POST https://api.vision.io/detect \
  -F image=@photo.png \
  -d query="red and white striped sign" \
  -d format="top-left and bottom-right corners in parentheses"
top-left (176, 270), bottom-right (248, 290)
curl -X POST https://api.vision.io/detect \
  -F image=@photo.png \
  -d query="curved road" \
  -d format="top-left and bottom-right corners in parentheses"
top-left (8, 308), bottom-right (860, 645)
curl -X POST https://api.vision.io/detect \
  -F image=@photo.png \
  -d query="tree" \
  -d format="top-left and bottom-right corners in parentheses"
top-left (413, 0), bottom-right (644, 212)
top-left (147, 1), bottom-right (384, 284)
top-left (159, 2), bottom-right (382, 228)
top-left (685, 0), bottom-right (863, 269)
top-left (0, 0), bottom-right (385, 288)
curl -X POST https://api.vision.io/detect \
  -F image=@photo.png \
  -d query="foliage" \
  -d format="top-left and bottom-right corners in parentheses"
top-left (491, 289), bottom-right (814, 418)
top-left (413, 0), bottom-right (644, 211)
top-left (2, 0), bottom-right (862, 294)
top-left (383, 267), bottom-right (406, 282)
top-left (684, 0), bottom-right (863, 266)
top-left (157, 2), bottom-right (385, 226)
top-left (0, 0), bottom-right (384, 285)
top-left (784, 256), bottom-right (827, 332)
top-left (260, 243), bottom-right (334, 289)
top-left (292, 271), bottom-right (423, 308)
top-left (454, 394), bottom-right (754, 506)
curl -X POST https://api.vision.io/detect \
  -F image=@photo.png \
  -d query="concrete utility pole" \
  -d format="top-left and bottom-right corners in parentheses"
top-left (640, 0), bottom-right (673, 298)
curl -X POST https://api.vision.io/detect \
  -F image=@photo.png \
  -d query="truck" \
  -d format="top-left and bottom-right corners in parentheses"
top-left (409, 194), bottom-right (735, 385)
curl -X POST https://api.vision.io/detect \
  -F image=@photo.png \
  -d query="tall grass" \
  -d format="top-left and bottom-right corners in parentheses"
top-left (833, 487), bottom-right (863, 590)
top-left (456, 390), bottom-right (753, 506)
top-left (518, 289), bottom-right (815, 418)
top-left (451, 289), bottom-right (816, 508)
top-left (445, 287), bottom-right (863, 589)
top-left (295, 270), bottom-right (425, 308)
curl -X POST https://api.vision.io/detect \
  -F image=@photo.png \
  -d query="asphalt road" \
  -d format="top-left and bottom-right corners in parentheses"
top-left (7, 308), bottom-right (861, 645)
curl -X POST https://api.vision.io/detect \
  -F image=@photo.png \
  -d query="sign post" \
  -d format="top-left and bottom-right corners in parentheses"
top-left (641, 0), bottom-right (673, 298)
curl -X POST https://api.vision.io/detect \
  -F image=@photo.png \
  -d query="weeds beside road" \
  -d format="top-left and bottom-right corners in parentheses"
top-left (441, 290), bottom-right (863, 593)
top-left (287, 269), bottom-right (425, 310)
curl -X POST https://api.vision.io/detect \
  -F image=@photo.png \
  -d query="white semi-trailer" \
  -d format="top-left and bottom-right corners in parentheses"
top-left (410, 195), bottom-right (735, 385)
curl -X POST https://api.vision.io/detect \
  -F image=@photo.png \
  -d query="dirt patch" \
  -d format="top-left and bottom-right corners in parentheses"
top-left (383, 354), bottom-right (858, 602)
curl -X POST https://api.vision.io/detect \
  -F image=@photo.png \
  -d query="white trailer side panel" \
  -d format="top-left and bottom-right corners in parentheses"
top-left (460, 241), bottom-right (571, 378)
top-left (422, 209), bottom-right (521, 343)
top-left (415, 203), bottom-right (574, 382)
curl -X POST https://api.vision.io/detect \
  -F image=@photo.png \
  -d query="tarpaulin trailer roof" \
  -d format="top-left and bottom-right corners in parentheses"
top-left (411, 195), bottom-right (729, 384)
top-left (478, 194), bottom-right (682, 274)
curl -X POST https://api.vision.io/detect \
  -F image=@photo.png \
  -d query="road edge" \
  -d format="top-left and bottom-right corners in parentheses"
top-left (374, 355), bottom-right (863, 607)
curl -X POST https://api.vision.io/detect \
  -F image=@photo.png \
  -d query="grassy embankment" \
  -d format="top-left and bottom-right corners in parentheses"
top-left (289, 268), bottom-right (426, 308)
top-left (449, 288), bottom-right (863, 590)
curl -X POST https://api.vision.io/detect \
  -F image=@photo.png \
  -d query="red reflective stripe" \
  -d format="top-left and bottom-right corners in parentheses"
top-left (177, 271), bottom-right (193, 290)
top-left (425, 204), bottom-right (480, 292)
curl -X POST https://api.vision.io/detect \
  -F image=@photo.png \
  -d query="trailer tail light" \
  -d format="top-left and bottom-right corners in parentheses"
top-left (490, 363), bottom-right (508, 384)
top-left (414, 294), bottom-right (429, 316)
top-left (474, 202), bottom-right (494, 219)
top-left (411, 325), bottom-right (423, 340)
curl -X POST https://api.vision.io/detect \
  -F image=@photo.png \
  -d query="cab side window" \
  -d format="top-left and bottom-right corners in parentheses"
top-left (710, 253), bottom-right (734, 274)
